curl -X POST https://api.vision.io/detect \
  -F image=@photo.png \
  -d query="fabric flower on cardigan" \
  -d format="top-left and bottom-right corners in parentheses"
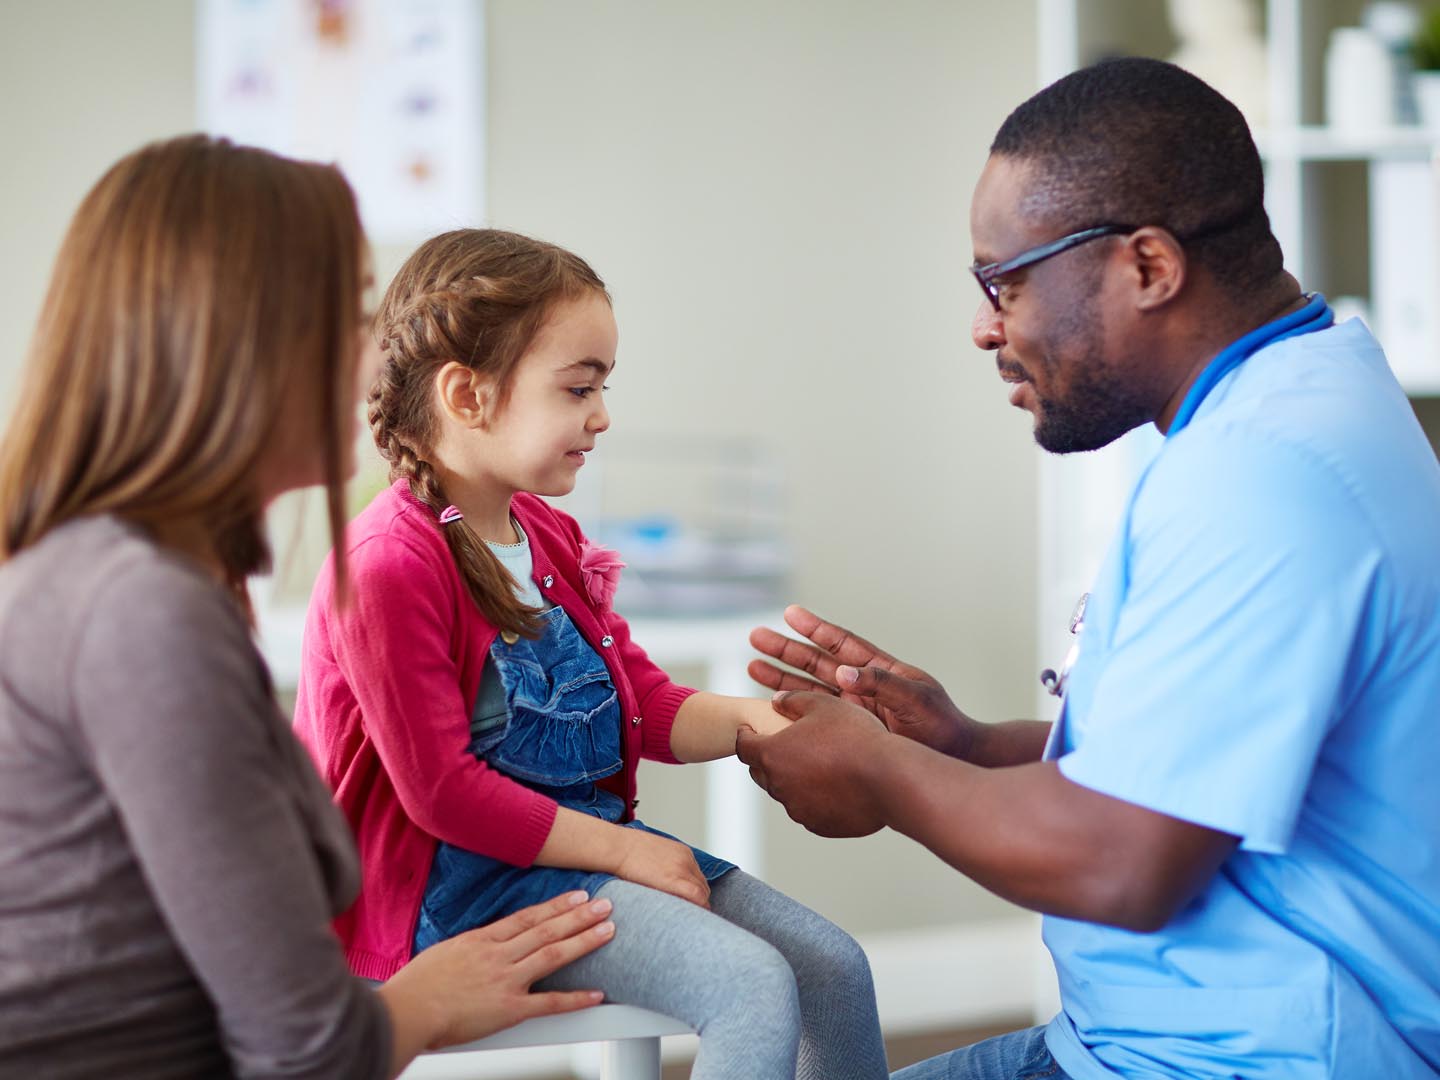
top-left (579, 541), bottom-right (627, 611)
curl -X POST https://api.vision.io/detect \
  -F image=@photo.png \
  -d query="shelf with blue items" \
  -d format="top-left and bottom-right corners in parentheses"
top-left (592, 514), bottom-right (791, 618)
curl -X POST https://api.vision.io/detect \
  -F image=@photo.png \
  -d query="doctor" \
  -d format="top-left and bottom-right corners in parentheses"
top-left (738, 57), bottom-right (1440, 1079)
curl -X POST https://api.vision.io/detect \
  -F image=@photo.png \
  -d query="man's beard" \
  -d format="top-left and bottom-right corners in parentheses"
top-left (1028, 306), bottom-right (1154, 454)
top-left (1032, 359), bottom-right (1154, 453)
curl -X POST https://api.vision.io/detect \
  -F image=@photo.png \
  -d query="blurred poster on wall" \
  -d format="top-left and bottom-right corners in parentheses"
top-left (197, 0), bottom-right (484, 242)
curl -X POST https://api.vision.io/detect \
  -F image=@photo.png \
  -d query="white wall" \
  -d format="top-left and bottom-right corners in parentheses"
top-left (0, 0), bottom-right (1044, 935)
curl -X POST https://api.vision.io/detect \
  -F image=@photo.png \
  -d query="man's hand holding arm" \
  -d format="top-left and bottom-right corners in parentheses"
top-left (736, 689), bottom-right (1238, 935)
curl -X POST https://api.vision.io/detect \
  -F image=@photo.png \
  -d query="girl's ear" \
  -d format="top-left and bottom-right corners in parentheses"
top-left (433, 362), bottom-right (497, 429)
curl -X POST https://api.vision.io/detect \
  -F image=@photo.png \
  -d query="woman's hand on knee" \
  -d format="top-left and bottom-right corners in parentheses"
top-left (380, 890), bottom-right (614, 1063)
top-left (614, 830), bottom-right (711, 908)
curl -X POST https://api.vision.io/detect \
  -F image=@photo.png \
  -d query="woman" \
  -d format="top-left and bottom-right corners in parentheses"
top-left (0, 135), bottom-right (613, 1079)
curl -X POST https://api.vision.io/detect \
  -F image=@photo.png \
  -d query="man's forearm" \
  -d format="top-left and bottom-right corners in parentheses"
top-left (963, 718), bottom-right (1053, 768)
top-left (859, 734), bottom-right (1233, 930)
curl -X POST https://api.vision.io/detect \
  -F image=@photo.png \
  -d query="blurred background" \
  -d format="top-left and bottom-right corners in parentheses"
top-left (4, 1), bottom-right (1440, 1076)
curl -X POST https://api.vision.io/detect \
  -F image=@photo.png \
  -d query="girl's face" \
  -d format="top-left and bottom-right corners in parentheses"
top-left (473, 291), bottom-right (616, 498)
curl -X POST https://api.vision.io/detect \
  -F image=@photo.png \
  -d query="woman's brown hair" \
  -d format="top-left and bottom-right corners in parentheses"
top-left (371, 228), bottom-right (608, 637)
top-left (0, 135), bottom-right (364, 611)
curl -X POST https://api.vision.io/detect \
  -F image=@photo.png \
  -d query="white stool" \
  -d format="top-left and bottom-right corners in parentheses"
top-left (398, 1003), bottom-right (693, 1080)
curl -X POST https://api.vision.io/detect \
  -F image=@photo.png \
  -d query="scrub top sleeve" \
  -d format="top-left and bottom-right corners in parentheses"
top-left (1059, 429), bottom-right (1383, 854)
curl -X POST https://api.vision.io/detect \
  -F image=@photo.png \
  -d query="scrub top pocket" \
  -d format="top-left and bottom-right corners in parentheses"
top-left (483, 605), bottom-right (623, 788)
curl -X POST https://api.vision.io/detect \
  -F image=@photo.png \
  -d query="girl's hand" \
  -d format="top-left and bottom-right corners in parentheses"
top-left (380, 890), bottom-right (615, 1068)
top-left (613, 829), bottom-right (711, 908)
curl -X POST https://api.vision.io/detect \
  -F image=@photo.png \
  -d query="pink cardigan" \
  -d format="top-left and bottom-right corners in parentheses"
top-left (293, 482), bottom-right (696, 979)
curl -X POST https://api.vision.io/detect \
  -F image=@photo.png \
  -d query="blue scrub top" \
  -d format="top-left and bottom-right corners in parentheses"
top-left (1042, 317), bottom-right (1440, 1078)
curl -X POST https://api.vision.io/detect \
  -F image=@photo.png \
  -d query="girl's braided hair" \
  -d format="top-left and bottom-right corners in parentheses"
top-left (370, 229), bottom-right (608, 636)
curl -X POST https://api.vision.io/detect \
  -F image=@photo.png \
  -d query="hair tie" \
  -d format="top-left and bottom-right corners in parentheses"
top-left (438, 505), bottom-right (463, 525)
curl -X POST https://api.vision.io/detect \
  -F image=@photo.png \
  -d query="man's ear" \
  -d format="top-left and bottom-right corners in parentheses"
top-left (433, 362), bottom-right (496, 428)
top-left (1123, 227), bottom-right (1187, 312)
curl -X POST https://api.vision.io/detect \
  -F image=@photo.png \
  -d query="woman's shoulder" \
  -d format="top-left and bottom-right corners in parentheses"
top-left (0, 516), bottom-right (255, 704)
top-left (1, 515), bottom-right (235, 625)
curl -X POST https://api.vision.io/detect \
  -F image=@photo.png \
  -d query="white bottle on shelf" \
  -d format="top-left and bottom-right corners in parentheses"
top-left (1369, 159), bottom-right (1440, 391)
top-left (1363, 0), bottom-right (1421, 125)
top-left (1326, 26), bottom-right (1396, 131)
top-left (1166, 0), bottom-right (1269, 130)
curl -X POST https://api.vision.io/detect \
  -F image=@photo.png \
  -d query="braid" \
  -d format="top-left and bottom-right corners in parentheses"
top-left (368, 354), bottom-right (542, 638)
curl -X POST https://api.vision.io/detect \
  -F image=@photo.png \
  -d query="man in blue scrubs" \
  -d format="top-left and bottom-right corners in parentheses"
top-left (738, 57), bottom-right (1440, 1078)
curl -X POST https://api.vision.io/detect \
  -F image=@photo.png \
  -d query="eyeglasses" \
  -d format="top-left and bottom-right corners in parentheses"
top-left (971, 203), bottom-right (1264, 312)
top-left (971, 225), bottom-right (1136, 311)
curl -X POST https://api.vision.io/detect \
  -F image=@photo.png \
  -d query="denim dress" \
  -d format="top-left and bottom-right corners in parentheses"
top-left (413, 603), bottom-right (733, 953)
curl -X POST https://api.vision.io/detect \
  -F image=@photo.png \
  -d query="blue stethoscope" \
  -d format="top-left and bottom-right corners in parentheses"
top-left (1039, 292), bottom-right (1335, 698)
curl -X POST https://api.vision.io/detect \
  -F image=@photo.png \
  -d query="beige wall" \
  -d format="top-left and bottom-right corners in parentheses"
top-left (0, 0), bottom-right (1042, 934)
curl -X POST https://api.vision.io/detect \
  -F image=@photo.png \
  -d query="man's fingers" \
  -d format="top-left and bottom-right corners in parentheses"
top-left (487, 890), bottom-right (593, 943)
top-left (735, 724), bottom-right (765, 764)
top-left (747, 658), bottom-right (837, 696)
top-left (783, 604), bottom-right (893, 668)
top-left (515, 918), bottom-right (617, 984)
top-left (769, 689), bottom-right (834, 722)
top-left (838, 665), bottom-right (938, 720)
top-left (749, 627), bottom-right (841, 682)
top-left (735, 728), bottom-right (773, 795)
top-left (836, 664), bottom-right (907, 697)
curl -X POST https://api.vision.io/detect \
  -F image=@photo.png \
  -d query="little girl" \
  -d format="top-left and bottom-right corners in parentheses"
top-left (293, 228), bottom-right (888, 1079)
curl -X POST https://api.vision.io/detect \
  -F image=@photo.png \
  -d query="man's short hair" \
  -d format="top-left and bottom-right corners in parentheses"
top-left (991, 56), bottom-right (1283, 297)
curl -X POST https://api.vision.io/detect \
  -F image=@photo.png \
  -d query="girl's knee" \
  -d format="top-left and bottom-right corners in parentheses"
top-left (798, 923), bottom-right (876, 994)
top-left (832, 926), bottom-right (874, 977)
top-left (725, 936), bottom-right (800, 1017)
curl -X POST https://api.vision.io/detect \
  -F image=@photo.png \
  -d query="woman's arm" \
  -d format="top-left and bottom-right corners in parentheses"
top-left (378, 892), bottom-right (614, 1075)
top-left (74, 558), bottom-right (620, 1079)
top-left (74, 562), bottom-right (393, 1079)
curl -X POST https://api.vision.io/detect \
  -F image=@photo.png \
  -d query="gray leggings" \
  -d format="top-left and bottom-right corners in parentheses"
top-left (536, 870), bottom-right (888, 1080)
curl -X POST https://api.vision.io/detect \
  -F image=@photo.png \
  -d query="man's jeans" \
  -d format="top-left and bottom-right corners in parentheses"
top-left (892, 1025), bottom-right (1072, 1080)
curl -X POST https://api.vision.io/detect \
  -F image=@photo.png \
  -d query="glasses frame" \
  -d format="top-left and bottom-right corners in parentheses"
top-left (970, 225), bottom-right (1137, 312)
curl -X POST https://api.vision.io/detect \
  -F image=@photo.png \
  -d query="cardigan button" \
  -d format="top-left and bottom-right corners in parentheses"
top-left (542, 574), bottom-right (554, 588)
top-left (601, 635), bottom-right (614, 647)
top-left (631, 715), bottom-right (641, 726)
